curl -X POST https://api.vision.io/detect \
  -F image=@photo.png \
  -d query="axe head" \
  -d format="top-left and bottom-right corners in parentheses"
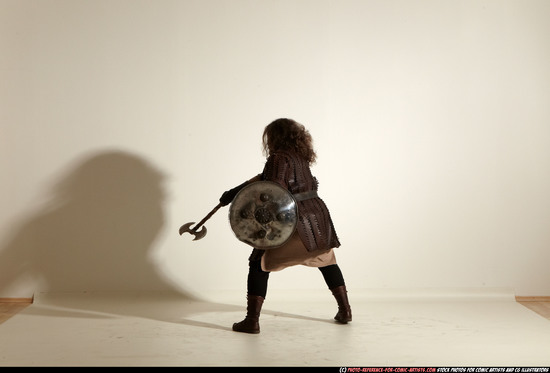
top-left (179, 222), bottom-right (207, 241)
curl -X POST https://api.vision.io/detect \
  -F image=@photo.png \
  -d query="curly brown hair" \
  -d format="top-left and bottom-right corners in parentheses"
top-left (262, 118), bottom-right (317, 164)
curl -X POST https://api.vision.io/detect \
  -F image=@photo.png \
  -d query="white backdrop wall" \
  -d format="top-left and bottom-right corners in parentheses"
top-left (1, 0), bottom-right (549, 299)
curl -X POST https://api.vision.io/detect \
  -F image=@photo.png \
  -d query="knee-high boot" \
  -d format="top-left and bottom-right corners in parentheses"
top-left (232, 295), bottom-right (265, 334)
top-left (330, 285), bottom-right (352, 324)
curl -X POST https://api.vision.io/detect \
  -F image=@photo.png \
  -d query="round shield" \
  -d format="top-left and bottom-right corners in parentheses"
top-left (229, 181), bottom-right (297, 249)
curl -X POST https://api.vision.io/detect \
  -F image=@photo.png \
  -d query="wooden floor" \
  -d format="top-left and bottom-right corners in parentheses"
top-left (1, 298), bottom-right (549, 325)
top-left (0, 301), bottom-right (32, 325)
top-left (515, 297), bottom-right (550, 321)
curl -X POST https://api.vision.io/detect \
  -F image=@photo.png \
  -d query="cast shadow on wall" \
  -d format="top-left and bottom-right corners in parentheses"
top-left (0, 150), bottom-right (252, 328)
top-left (0, 150), bottom-right (183, 298)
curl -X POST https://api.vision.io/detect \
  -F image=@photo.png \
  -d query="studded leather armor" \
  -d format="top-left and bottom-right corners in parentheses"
top-left (260, 150), bottom-right (340, 252)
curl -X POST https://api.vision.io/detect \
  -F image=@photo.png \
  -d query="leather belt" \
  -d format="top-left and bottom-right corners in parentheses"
top-left (293, 190), bottom-right (318, 202)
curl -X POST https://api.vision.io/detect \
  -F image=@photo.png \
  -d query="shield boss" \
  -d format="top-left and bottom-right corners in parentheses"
top-left (229, 181), bottom-right (297, 249)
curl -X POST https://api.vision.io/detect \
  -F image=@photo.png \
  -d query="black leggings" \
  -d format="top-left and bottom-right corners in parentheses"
top-left (247, 260), bottom-right (346, 298)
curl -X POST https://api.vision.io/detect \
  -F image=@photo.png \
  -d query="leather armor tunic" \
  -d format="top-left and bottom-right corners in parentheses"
top-left (250, 150), bottom-right (340, 261)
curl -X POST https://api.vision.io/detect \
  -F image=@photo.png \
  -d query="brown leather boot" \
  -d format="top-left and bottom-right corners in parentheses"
top-left (330, 285), bottom-right (352, 324)
top-left (232, 295), bottom-right (264, 334)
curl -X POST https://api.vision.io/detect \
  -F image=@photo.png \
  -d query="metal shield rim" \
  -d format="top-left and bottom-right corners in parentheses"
top-left (229, 181), bottom-right (298, 250)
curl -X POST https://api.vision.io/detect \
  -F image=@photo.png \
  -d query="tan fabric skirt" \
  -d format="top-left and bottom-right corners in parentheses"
top-left (261, 230), bottom-right (337, 272)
